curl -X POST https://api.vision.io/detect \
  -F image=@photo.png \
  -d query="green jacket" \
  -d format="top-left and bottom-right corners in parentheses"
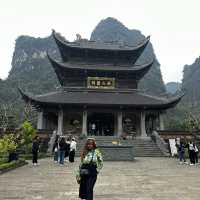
top-left (76, 148), bottom-right (103, 178)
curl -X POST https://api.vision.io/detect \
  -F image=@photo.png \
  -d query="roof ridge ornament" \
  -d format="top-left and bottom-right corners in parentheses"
top-left (76, 33), bottom-right (82, 41)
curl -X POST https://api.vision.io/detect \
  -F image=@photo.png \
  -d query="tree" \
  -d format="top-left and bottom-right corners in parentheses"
top-left (185, 112), bottom-right (200, 133)
top-left (23, 102), bottom-right (37, 126)
top-left (20, 121), bottom-right (36, 153)
top-left (0, 104), bottom-right (9, 129)
top-left (0, 103), bottom-right (18, 129)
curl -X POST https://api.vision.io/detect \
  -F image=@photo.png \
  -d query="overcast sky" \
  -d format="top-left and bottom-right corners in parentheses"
top-left (0, 0), bottom-right (200, 83)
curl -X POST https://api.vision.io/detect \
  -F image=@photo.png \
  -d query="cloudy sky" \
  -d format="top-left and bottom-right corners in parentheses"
top-left (0, 0), bottom-right (200, 83)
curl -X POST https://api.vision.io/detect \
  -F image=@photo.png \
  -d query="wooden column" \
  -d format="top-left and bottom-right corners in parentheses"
top-left (159, 113), bottom-right (165, 130)
top-left (37, 111), bottom-right (44, 130)
top-left (57, 109), bottom-right (63, 135)
top-left (117, 111), bottom-right (123, 137)
top-left (114, 113), bottom-right (118, 136)
top-left (82, 110), bottom-right (87, 136)
top-left (140, 111), bottom-right (147, 137)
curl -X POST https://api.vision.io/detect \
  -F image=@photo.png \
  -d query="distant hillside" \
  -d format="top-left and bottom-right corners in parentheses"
top-left (8, 35), bottom-right (59, 94)
top-left (1, 17), bottom-right (167, 124)
top-left (164, 57), bottom-right (200, 129)
top-left (166, 82), bottom-right (181, 94)
top-left (182, 57), bottom-right (200, 106)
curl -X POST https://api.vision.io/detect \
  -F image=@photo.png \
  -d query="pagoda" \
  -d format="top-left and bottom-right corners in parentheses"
top-left (19, 30), bottom-right (183, 137)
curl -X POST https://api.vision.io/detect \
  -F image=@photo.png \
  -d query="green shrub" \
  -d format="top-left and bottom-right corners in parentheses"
top-left (0, 134), bottom-right (17, 156)
top-left (20, 121), bottom-right (36, 153)
top-left (0, 159), bottom-right (26, 170)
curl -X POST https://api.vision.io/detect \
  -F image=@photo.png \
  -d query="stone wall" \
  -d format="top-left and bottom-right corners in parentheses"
top-left (98, 145), bottom-right (134, 161)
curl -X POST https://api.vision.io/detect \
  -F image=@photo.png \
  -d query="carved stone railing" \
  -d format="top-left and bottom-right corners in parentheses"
top-left (151, 131), bottom-right (170, 156)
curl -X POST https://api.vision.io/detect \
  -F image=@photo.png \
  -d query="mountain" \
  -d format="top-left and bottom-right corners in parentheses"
top-left (1, 17), bottom-right (166, 125)
top-left (166, 82), bottom-right (181, 94)
top-left (91, 18), bottom-right (166, 94)
top-left (0, 36), bottom-right (60, 125)
top-left (8, 35), bottom-right (60, 93)
top-left (163, 57), bottom-right (200, 129)
top-left (182, 57), bottom-right (200, 107)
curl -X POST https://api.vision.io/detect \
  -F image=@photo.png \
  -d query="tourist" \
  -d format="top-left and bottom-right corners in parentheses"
top-left (91, 123), bottom-right (96, 136)
top-left (188, 141), bottom-right (196, 165)
top-left (58, 137), bottom-right (66, 165)
top-left (194, 143), bottom-right (199, 164)
top-left (53, 135), bottom-right (59, 163)
top-left (32, 136), bottom-right (40, 166)
top-left (69, 137), bottom-right (77, 163)
top-left (76, 138), bottom-right (103, 200)
top-left (64, 137), bottom-right (71, 161)
top-left (176, 141), bottom-right (186, 164)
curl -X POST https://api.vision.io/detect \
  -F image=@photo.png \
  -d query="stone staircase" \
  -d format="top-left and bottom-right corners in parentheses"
top-left (75, 136), bottom-right (167, 158)
top-left (130, 138), bottom-right (166, 157)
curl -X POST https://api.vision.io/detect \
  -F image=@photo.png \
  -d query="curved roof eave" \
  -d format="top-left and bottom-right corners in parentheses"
top-left (149, 93), bottom-right (184, 110)
top-left (52, 29), bottom-right (150, 52)
top-left (47, 53), bottom-right (64, 86)
top-left (18, 87), bottom-right (184, 110)
top-left (47, 53), bottom-right (154, 74)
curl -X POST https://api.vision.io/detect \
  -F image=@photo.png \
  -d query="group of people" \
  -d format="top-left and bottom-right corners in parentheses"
top-left (176, 140), bottom-right (199, 165)
top-left (31, 135), bottom-right (103, 200)
top-left (53, 136), bottom-right (77, 165)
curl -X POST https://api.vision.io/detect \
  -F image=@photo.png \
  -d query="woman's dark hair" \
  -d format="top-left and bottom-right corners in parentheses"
top-left (55, 135), bottom-right (59, 143)
top-left (60, 137), bottom-right (65, 143)
top-left (34, 136), bottom-right (39, 140)
top-left (81, 139), bottom-right (97, 161)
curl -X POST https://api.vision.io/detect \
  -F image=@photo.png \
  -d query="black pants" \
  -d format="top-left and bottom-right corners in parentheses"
top-left (189, 150), bottom-right (195, 164)
top-left (195, 152), bottom-right (198, 163)
top-left (32, 151), bottom-right (38, 164)
top-left (65, 150), bottom-right (69, 158)
top-left (79, 175), bottom-right (97, 200)
top-left (69, 150), bottom-right (75, 162)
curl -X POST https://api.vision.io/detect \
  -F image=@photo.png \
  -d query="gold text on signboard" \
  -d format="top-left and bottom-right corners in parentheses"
top-left (87, 77), bottom-right (115, 89)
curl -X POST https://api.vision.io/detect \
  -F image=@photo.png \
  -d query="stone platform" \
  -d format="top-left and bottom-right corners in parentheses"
top-left (0, 157), bottom-right (200, 200)
top-left (98, 145), bottom-right (134, 161)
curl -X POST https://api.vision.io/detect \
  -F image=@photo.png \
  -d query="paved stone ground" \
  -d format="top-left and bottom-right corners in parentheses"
top-left (0, 157), bottom-right (200, 200)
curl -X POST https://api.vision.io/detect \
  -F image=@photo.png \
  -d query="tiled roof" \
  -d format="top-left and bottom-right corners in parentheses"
top-left (19, 88), bottom-right (183, 110)
top-left (48, 54), bottom-right (154, 72)
top-left (52, 30), bottom-right (150, 51)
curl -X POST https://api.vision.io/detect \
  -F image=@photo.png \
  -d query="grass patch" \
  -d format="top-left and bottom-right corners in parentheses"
top-left (0, 159), bottom-right (27, 172)
top-left (0, 152), bottom-right (49, 161)
top-left (19, 152), bottom-right (50, 160)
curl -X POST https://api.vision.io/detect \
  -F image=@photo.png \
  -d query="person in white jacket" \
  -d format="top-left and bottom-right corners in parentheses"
top-left (69, 138), bottom-right (77, 162)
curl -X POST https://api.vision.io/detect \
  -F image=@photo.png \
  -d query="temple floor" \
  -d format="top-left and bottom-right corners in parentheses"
top-left (0, 157), bottom-right (200, 200)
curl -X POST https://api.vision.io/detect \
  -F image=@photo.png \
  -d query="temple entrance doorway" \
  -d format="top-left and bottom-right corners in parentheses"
top-left (87, 112), bottom-right (115, 136)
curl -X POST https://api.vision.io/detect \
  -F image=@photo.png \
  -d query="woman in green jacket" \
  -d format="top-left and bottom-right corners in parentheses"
top-left (77, 138), bottom-right (103, 200)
